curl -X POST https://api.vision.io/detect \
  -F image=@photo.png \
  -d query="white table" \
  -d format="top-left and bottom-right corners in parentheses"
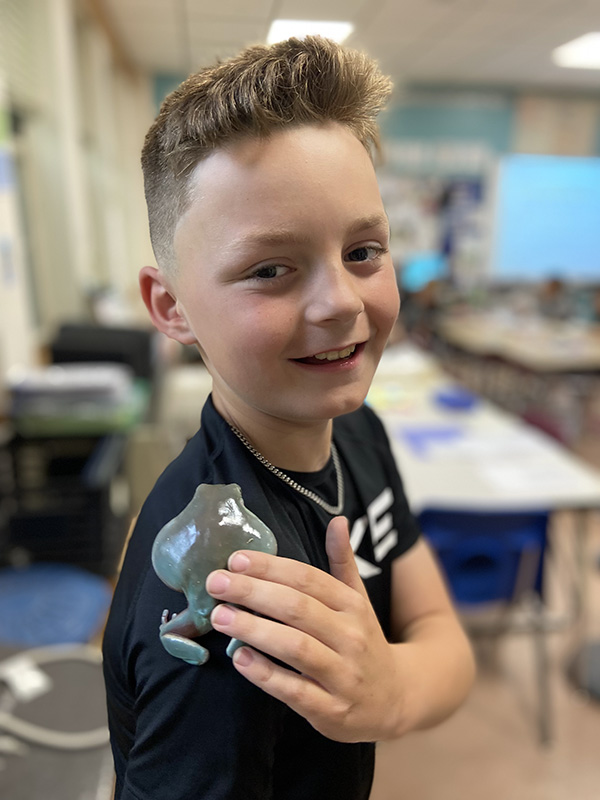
top-left (438, 311), bottom-right (600, 373)
top-left (370, 343), bottom-right (600, 708)
top-left (370, 345), bottom-right (600, 514)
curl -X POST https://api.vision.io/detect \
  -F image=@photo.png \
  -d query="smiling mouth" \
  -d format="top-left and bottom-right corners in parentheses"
top-left (294, 344), bottom-right (359, 365)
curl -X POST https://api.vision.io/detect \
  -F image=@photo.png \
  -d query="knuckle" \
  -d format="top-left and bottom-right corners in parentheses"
top-left (344, 626), bottom-right (368, 656)
top-left (257, 654), bottom-right (275, 683)
top-left (331, 696), bottom-right (352, 723)
top-left (349, 592), bottom-right (368, 615)
top-left (251, 553), bottom-right (270, 579)
top-left (286, 678), bottom-right (309, 708)
top-left (335, 660), bottom-right (361, 694)
top-left (234, 575), bottom-right (255, 603)
top-left (294, 563), bottom-right (317, 594)
top-left (289, 630), bottom-right (312, 662)
top-left (313, 698), bottom-right (352, 741)
top-left (286, 592), bottom-right (310, 626)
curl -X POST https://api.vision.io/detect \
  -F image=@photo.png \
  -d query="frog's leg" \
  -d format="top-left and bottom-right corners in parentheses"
top-left (226, 638), bottom-right (244, 658)
top-left (160, 607), bottom-right (198, 636)
top-left (160, 633), bottom-right (210, 665)
top-left (159, 607), bottom-right (212, 666)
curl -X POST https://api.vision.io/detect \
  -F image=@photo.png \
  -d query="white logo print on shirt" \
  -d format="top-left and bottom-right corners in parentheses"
top-left (349, 487), bottom-right (398, 579)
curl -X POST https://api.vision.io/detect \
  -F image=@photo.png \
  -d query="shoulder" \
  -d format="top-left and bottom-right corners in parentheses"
top-left (133, 428), bottom-right (209, 549)
top-left (133, 395), bottom-right (230, 542)
top-left (112, 398), bottom-right (229, 602)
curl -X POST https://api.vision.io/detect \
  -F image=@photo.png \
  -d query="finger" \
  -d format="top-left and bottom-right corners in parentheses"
top-left (224, 550), bottom-right (357, 612)
top-left (210, 603), bottom-right (343, 687)
top-left (325, 516), bottom-right (369, 598)
top-left (206, 570), bottom-right (348, 649)
top-left (231, 646), bottom-right (334, 723)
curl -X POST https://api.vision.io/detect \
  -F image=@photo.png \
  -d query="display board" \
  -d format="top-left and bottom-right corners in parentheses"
top-left (489, 154), bottom-right (600, 283)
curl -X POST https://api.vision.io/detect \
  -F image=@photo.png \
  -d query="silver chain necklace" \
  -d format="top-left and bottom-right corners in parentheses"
top-left (228, 425), bottom-right (344, 515)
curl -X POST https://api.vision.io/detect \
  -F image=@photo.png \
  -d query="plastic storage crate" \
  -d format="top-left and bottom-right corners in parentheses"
top-left (5, 433), bottom-right (128, 576)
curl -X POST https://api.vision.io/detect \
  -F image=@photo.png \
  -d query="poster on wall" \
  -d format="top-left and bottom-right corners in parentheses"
top-left (377, 170), bottom-right (487, 292)
top-left (0, 74), bottom-right (36, 379)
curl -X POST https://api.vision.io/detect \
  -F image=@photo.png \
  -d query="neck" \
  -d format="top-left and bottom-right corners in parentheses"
top-left (214, 396), bottom-right (333, 472)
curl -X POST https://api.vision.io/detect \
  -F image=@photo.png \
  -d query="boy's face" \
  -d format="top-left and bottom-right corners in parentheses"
top-left (170, 122), bottom-right (399, 429)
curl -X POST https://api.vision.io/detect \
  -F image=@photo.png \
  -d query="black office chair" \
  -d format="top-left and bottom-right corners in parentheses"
top-left (50, 323), bottom-right (156, 381)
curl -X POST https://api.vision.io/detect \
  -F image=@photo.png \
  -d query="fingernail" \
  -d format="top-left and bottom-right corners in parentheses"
top-left (212, 604), bottom-right (236, 626)
top-left (206, 571), bottom-right (231, 594)
top-left (229, 552), bottom-right (250, 572)
top-left (233, 647), bottom-right (253, 667)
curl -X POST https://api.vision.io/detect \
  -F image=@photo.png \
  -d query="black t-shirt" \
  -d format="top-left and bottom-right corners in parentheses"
top-left (103, 396), bottom-right (420, 800)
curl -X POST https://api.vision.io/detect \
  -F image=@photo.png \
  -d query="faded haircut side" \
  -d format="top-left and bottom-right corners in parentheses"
top-left (141, 36), bottom-right (393, 274)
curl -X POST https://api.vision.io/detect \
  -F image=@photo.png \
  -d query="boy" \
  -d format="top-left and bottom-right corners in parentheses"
top-left (103, 36), bottom-right (475, 800)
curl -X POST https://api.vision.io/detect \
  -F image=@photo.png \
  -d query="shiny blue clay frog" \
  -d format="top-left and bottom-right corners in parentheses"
top-left (152, 483), bottom-right (277, 665)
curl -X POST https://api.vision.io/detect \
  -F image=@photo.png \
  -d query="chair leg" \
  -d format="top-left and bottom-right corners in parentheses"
top-left (531, 595), bottom-right (552, 746)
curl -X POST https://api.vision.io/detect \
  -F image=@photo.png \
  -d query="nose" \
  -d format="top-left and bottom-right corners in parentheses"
top-left (305, 261), bottom-right (364, 325)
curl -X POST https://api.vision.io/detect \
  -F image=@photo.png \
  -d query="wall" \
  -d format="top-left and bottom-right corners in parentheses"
top-left (0, 78), bottom-right (36, 376)
top-left (376, 84), bottom-right (600, 287)
top-left (0, 0), bottom-right (155, 375)
top-left (380, 84), bottom-right (600, 174)
top-left (383, 86), bottom-right (515, 154)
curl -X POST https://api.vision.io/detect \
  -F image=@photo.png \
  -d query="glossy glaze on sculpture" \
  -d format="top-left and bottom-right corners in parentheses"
top-left (152, 483), bottom-right (277, 665)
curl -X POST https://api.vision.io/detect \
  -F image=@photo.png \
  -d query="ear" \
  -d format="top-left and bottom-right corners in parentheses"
top-left (139, 266), bottom-right (197, 345)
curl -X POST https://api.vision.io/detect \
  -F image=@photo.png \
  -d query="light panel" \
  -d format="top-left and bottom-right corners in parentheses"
top-left (552, 32), bottom-right (600, 69)
top-left (267, 19), bottom-right (354, 44)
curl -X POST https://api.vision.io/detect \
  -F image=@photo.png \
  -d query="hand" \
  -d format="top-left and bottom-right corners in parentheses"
top-left (205, 516), bottom-right (403, 742)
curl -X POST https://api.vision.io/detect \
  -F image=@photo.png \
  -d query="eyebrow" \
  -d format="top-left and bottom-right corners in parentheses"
top-left (348, 213), bottom-right (390, 236)
top-left (229, 213), bottom-right (390, 252)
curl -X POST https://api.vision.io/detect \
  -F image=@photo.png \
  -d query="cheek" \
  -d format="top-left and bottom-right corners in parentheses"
top-left (243, 301), bottom-right (297, 346)
top-left (370, 272), bottom-right (400, 331)
top-left (201, 300), bottom-right (296, 367)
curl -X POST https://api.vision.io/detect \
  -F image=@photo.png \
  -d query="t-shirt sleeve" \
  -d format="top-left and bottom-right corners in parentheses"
top-left (105, 446), bottom-right (288, 800)
top-left (115, 538), bottom-right (284, 800)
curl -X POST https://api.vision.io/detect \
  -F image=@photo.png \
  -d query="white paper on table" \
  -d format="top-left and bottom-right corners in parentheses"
top-left (440, 431), bottom-right (543, 459)
top-left (412, 429), bottom-right (545, 461)
top-left (479, 460), bottom-right (575, 493)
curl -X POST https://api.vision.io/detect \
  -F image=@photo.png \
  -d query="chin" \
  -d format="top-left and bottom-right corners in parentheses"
top-left (302, 389), bottom-right (369, 422)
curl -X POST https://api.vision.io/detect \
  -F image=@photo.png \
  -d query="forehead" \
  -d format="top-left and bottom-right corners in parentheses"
top-left (174, 124), bottom-right (386, 256)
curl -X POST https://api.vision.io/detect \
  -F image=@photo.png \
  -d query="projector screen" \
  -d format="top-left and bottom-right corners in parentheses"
top-left (490, 154), bottom-right (600, 283)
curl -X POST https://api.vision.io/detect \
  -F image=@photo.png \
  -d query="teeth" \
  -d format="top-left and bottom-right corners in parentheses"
top-left (314, 345), bottom-right (356, 361)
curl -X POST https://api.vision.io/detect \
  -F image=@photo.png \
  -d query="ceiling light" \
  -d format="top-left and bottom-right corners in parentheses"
top-left (267, 20), bottom-right (354, 45)
top-left (552, 32), bottom-right (600, 69)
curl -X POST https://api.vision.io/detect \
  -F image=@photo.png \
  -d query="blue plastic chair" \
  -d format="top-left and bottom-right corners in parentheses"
top-left (418, 508), bottom-right (552, 745)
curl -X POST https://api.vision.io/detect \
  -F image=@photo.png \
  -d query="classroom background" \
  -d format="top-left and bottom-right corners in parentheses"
top-left (1, 1), bottom-right (600, 798)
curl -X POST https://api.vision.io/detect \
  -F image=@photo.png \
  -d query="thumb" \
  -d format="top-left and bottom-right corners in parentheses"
top-left (326, 516), bottom-right (368, 598)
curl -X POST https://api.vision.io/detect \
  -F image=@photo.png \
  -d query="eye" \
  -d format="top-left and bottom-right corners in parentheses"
top-left (250, 264), bottom-right (289, 281)
top-left (345, 245), bottom-right (387, 263)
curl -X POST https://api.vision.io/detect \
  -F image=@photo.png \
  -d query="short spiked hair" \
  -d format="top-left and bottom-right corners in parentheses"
top-left (141, 36), bottom-right (393, 273)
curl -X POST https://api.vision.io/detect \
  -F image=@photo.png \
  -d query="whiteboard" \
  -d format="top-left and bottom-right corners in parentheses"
top-left (489, 154), bottom-right (600, 283)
